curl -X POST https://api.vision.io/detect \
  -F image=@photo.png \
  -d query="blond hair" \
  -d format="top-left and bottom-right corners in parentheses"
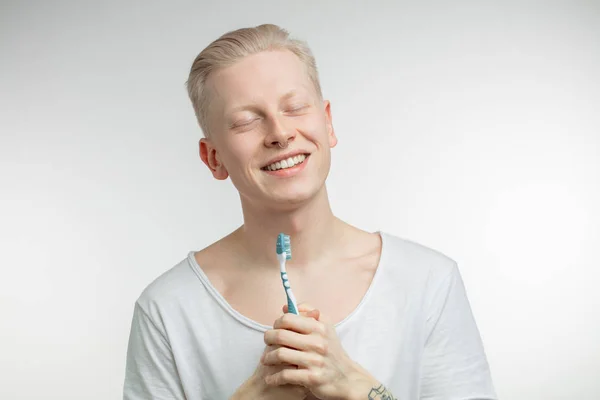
top-left (185, 24), bottom-right (323, 137)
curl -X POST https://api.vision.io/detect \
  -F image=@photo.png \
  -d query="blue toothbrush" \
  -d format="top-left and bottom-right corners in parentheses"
top-left (276, 233), bottom-right (298, 315)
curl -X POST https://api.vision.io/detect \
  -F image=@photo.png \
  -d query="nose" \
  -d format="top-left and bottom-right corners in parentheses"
top-left (264, 115), bottom-right (296, 149)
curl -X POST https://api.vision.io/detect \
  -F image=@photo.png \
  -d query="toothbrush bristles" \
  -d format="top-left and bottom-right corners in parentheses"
top-left (284, 236), bottom-right (291, 260)
top-left (277, 233), bottom-right (292, 260)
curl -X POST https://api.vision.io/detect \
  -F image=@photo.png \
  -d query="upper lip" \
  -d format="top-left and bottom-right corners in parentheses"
top-left (262, 150), bottom-right (310, 168)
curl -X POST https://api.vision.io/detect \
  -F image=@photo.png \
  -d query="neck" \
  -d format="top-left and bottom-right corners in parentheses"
top-left (234, 186), bottom-right (346, 268)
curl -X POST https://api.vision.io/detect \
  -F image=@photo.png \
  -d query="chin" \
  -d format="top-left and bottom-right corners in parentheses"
top-left (238, 169), bottom-right (329, 210)
top-left (271, 189), bottom-right (316, 205)
top-left (266, 182), bottom-right (324, 208)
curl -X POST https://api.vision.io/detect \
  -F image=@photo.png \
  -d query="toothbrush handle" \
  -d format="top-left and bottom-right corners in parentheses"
top-left (280, 272), bottom-right (298, 315)
top-left (286, 290), bottom-right (298, 315)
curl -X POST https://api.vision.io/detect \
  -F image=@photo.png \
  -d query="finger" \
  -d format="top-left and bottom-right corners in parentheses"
top-left (283, 305), bottom-right (321, 320)
top-left (298, 303), bottom-right (332, 325)
top-left (260, 344), bottom-right (301, 363)
top-left (262, 346), bottom-right (323, 369)
top-left (264, 328), bottom-right (328, 354)
top-left (260, 344), bottom-right (276, 361)
top-left (305, 309), bottom-right (320, 320)
top-left (266, 368), bottom-right (317, 387)
top-left (273, 313), bottom-right (324, 335)
top-left (283, 302), bottom-right (317, 313)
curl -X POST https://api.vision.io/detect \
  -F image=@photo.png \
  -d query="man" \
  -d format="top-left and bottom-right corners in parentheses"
top-left (123, 24), bottom-right (497, 400)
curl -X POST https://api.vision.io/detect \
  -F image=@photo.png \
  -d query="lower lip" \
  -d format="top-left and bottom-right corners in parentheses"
top-left (262, 156), bottom-right (309, 177)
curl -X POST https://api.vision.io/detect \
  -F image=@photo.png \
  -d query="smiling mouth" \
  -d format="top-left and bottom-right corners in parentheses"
top-left (261, 154), bottom-right (310, 171)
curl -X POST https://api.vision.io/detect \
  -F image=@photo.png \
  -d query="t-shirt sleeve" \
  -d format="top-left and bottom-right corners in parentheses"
top-left (123, 302), bottom-right (187, 400)
top-left (420, 263), bottom-right (497, 400)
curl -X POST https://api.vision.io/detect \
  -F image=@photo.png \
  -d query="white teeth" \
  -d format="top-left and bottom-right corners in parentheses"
top-left (265, 154), bottom-right (307, 171)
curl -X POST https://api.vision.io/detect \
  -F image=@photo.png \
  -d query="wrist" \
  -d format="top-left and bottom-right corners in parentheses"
top-left (344, 362), bottom-right (381, 400)
top-left (231, 374), bottom-right (264, 400)
top-left (348, 379), bottom-right (382, 400)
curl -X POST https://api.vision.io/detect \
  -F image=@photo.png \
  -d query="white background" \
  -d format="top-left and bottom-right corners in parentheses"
top-left (1, 1), bottom-right (599, 399)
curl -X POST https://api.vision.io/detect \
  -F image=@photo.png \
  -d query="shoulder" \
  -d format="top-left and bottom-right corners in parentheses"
top-left (379, 231), bottom-right (459, 289)
top-left (135, 230), bottom-right (236, 307)
top-left (381, 232), bottom-right (457, 268)
top-left (134, 252), bottom-right (203, 318)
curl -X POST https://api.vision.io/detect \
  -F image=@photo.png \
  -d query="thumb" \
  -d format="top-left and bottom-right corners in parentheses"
top-left (282, 302), bottom-right (316, 313)
top-left (283, 303), bottom-right (320, 320)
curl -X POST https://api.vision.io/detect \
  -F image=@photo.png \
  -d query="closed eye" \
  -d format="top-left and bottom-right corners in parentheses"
top-left (285, 105), bottom-right (309, 114)
top-left (231, 118), bottom-right (259, 129)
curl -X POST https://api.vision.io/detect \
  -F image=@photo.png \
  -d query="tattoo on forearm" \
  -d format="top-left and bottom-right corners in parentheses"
top-left (367, 384), bottom-right (397, 400)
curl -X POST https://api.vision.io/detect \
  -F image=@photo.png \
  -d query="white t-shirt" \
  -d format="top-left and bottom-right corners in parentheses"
top-left (123, 232), bottom-right (497, 399)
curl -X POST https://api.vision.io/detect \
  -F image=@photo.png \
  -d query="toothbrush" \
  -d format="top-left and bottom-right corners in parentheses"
top-left (276, 233), bottom-right (298, 315)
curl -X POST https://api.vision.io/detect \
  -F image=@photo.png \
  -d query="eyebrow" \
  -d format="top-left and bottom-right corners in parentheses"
top-left (227, 90), bottom-right (302, 114)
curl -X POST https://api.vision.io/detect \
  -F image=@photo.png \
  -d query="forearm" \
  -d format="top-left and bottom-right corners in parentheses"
top-left (349, 380), bottom-right (398, 400)
top-left (346, 364), bottom-right (398, 400)
top-left (365, 383), bottom-right (398, 400)
top-left (229, 375), bottom-right (263, 400)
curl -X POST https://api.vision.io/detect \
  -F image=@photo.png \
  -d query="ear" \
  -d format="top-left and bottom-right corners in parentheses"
top-left (323, 100), bottom-right (337, 148)
top-left (199, 138), bottom-right (229, 180)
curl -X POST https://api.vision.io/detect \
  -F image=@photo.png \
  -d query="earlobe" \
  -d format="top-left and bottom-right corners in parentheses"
top-left (199, 138), bottom-right (229, 180)
top-left (213, 160), bottom-right (229, 180)
top-left (329, 132), bottom-right (338, 148)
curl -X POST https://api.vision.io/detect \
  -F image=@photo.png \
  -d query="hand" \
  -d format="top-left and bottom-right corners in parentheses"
top-left (233, 306), bottom-right (321, 400)
top-left (261, 304), bottom-right (381, 400)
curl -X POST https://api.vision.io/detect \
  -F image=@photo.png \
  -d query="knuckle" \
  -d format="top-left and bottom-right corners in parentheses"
top-left (265, 374), bottom-right (275, 385)
top-left (275, 347), bottom-right (287, 360)
top-left (272, 319), bottom-right (280, 329)
top-left (316, 323), bottom-right (327, 336)
top-left (274, 347), bottom-right (283, 358)
top-left (307, 369), bottom-right (322, 385)
top-left (279, 368), bottom-right (291, 382)
top-left (263, 331), bottom-right (272, 344)
top-left (275, 330), bottom-right (287, 344)
top-left (281, 313), bottom-right (293, 325)
top-left (311, 355), bottom-right (325, 368)
top-left (315, 340), bottom-right (328, 355)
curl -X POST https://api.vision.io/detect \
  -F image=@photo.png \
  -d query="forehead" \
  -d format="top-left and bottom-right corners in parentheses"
top-left (207, 50), bottom-right (315, 111)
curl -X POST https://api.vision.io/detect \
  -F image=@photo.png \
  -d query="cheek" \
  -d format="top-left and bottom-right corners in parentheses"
top-left (297, 117), bottom-right (328, 143)
top-left (220, 139), bottom-right (260, 174)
